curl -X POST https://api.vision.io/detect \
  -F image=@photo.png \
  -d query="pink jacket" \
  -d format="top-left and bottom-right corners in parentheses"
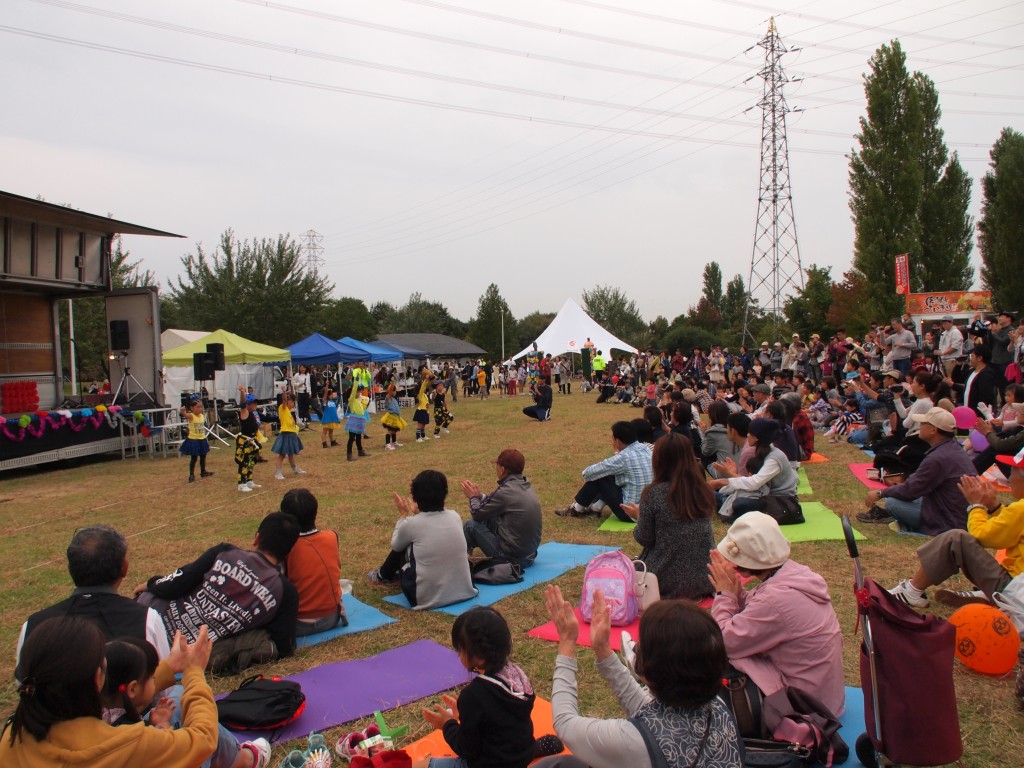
top-left (712, 559), bottom-right (845, 716)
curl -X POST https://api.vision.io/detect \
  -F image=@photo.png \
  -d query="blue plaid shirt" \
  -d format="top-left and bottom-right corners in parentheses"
top-left (581, 441), bottom-right (653, 505)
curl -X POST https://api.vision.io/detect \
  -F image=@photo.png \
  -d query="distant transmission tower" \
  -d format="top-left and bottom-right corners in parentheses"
top-left (742, 18), bottom-right (804, 345)
top-left (300, 229), bottom-right (324, 273)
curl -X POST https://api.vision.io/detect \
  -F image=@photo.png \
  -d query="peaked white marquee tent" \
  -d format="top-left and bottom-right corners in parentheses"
top-left (512, 298), bottom-right (638, 360)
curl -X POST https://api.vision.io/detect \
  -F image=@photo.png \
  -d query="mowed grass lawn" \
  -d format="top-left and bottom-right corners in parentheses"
top-left (1, 390), bottom-right (1021, 766)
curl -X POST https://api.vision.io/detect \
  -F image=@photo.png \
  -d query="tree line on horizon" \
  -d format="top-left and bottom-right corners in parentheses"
top-left (61, 40), bottom-right (1023, 380)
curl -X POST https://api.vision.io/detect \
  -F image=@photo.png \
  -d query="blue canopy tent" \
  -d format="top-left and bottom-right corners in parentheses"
top-left (286, 333), bottom-right (366, 365)
top-left (373, 339), bottom-right (429, 358)
top-left (337, 336), bottom-right (403, 362)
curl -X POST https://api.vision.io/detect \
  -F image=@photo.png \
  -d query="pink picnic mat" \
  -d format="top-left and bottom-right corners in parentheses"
top-left (527, 600), bottom-right (713, 651)
top-left (849, 462), bottom-right (885, 490)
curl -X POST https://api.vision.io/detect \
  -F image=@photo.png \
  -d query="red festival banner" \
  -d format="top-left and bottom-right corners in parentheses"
top-left (894, 253), bottom-right (910, 295)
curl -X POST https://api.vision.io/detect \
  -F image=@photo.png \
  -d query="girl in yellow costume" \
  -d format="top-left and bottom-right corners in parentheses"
top-left (178, 395), bottom-right (213, 483)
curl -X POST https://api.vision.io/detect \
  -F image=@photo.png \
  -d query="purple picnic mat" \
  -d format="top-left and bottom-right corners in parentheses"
top-left (227, 639), bottom-right (473, 743)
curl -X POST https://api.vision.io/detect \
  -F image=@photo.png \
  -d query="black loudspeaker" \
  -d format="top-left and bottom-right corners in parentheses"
top-left (193, 352), bottom-right (216, 381)
top-left (207, 343), bottom-right (226, 371)
top-left (581, 348), bottom-right (592, 378)
top-left (109, 320), bottom-right (131, 351)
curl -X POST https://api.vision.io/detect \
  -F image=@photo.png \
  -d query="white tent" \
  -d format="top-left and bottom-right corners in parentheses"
top-left (160, 328), bottom-right (210, 352)
top-left (512, 298), bottom-right (638, 360)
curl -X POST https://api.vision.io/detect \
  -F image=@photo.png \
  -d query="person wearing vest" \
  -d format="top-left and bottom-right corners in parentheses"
top-left (15, 526), bottom-right (169, 681)
top-left (281, 488), bottom-right (347, 636)
top-left (592, 351), bottom-right (607, 382)
top-left (135, 512), bottom-right (300, 675)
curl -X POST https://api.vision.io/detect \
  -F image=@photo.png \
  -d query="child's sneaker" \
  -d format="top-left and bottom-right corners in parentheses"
top-left (416, 437), bottom-right (426, 443)
top-left (386, 443), bottom-right (396, 451)
top-left (275, 472), bottom-right (286, 481)
top-left (935, 588), bottom-right (990, 607)
top-left (442, 428), bottom-right (450, 434)
top-left (294, 467), bottom-right (307, 475)
top-left (200, 470), bottom-right (215, 478)
top-left (366, 569), bottom-right (394, 586)
top-left (889, 579), bottom-right (928, 608)
top-left (238, 483), bottom-right (253, 493)
top-left (246, 480), bottom-right (261, 489)
top-left (433, 433), bottom-right (441, 439)
top-left (240, 738), bottom-right (271, 768)
top-left (335, 731), bottom-right (367, 760)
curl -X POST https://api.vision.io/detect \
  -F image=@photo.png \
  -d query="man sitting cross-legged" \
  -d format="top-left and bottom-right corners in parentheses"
top-left (554, 421), bottom-right (653, 522)
top-left (460, 448), bottom-right (543, 568)
top-left (135, 512), bottom-right (300, 675)
top-left (889, 455), bottom-right (1024, 608)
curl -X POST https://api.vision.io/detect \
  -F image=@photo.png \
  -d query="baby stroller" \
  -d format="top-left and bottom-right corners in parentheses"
top-left (841, 515), bottom-right (963, 767)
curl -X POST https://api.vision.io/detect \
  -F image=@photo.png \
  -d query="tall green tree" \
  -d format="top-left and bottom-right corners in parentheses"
top-left (784, 265), bottom-right (836, 339)
top-left (320, 297), bottom-right (377, 341)
top-left (60, 237), bottom-right (155, 382)
top-left (848, 41), bottom-right (971, 320)
top-left (721, 274), bottom-right (749, 337)
top-left (166, 230), bottom-right (333, 347)
top-left (468, 283), bottom-right (515, 360)
top-left (979, 127), bottom-right (1024, 310)
top-left (581, 285), bottom-right (646, 347)
top-left (377, 293), bottom-right (467, 338)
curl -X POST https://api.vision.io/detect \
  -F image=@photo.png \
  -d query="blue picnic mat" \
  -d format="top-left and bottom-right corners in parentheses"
top-left (839, 685), bottom-right (866, 752)
top-left (384, 542), bottom-right (616, 615)
top-left (295, 594), bottom-right (397, 648)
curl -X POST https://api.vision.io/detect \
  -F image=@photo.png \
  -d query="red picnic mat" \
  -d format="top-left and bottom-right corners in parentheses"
top-left (526, 599), bottom-right (714, 651)
top-left (848, 462), bottom-right (885, 490)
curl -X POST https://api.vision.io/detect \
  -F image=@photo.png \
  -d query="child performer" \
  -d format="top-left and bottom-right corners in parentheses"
top-left (273, 391), bottom-right (306, 480)
top-left (433, 381), bottom-right (455, 438)
top-left (346, 384), bottom-right (371, 462)
top-left (179, 395), bottom-right (213, 483)
top-left (321, 388), bottom-right (341, 448)
top-left (413, 369), bottom-right (434, 443)
top-left (381, 383), bottom-right (407, 451)
top-left (235, 386), bottom-right (261, 493)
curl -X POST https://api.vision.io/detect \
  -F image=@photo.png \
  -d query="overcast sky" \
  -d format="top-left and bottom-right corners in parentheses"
top-left (4, 0), bottom-right (1022, 325)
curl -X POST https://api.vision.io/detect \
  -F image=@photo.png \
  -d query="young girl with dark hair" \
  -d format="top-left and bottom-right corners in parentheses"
top-left (417, 607), bottom-right (562, 768)
top-left (100, 638), bottom-right (169, 727)
top-left (179, 396), bottom-right (213, 483)
top-left (709, 418), bottom-right (799, 522)
top-left (381, 383), bottom-right (408, 450)
top-left (0, 619), bottom-right (253, 767)
top-left (622, 434), bottom-right (716, 601)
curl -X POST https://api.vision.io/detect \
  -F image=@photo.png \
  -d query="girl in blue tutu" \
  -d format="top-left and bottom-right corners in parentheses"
top-left (178, 396), bottom-right (213, 483)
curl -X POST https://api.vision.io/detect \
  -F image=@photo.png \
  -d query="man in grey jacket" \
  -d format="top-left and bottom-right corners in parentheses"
top-left (460, 448), bottom-right (543, 567)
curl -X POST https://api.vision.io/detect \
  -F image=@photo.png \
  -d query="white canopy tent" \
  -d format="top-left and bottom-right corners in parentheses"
top-left (160, 328), bottom-right (210, 352)
top-left (512, 298), bottom-right (639, 360)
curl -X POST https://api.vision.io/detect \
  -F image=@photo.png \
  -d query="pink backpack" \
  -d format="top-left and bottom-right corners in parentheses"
top-left (580, 551), bottom-right (638, 626)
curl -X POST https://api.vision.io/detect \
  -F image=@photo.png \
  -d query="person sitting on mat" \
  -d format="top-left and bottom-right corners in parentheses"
top-left (857, 406), bottom-right (977, 534)
top-left (281, 488), bottom-right (348, 636)
top-left (535, 586), bottom-right (742, 768)
top-left (134, 512), bottom-right (300, 676)
top-left (708, 512), bottom-right (845, 718)
top-left (554, 421), bottom-right (653, 521)
top-left (888, 457), bottom-right (1024, 609)
top-left (366, 470), bottom-right (478, 610)
top-left (416, 606), bottom-right (563, 768)
top-left (460, 449), bottom-right (542, 568)
top-left (707, 418), bottom-right (798, 523)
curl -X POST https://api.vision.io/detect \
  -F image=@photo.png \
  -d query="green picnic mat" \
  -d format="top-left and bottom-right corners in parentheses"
top-left (597, 516), bottom-right (637, 532)
top-left (783, 501), bottom-right (866, 542)
top-left (797, 467), bottom-right (812, 497)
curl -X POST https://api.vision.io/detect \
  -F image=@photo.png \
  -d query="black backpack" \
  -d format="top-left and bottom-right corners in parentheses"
top-left (471, 557), bottom-right (525, 585)
top-left (216, 675), bottom-right (306, 731)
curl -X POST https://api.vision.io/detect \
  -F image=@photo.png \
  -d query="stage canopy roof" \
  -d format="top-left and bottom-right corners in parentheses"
top-left (376, 333), bottom-right (485, 357)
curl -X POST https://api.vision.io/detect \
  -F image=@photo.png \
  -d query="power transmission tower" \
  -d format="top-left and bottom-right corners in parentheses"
top-left (300, 229), bottom-right (324, 273)
top-left (742, 18), bottom-right (804, 345)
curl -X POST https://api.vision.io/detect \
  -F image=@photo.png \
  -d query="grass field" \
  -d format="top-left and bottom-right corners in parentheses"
top-left (1, 391), bottom-right (1021, 766)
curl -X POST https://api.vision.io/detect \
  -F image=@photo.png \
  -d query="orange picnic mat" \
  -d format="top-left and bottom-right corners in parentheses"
top-left (803, 452), bottom-right (829, 464)
top-left (402, 696), bottom-right (568, 763)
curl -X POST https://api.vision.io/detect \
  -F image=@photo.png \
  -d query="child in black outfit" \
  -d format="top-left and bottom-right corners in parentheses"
top-left (418, 607), bottom-right (562, 768)
top-left (432, 382), bottom-right (454, 439)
